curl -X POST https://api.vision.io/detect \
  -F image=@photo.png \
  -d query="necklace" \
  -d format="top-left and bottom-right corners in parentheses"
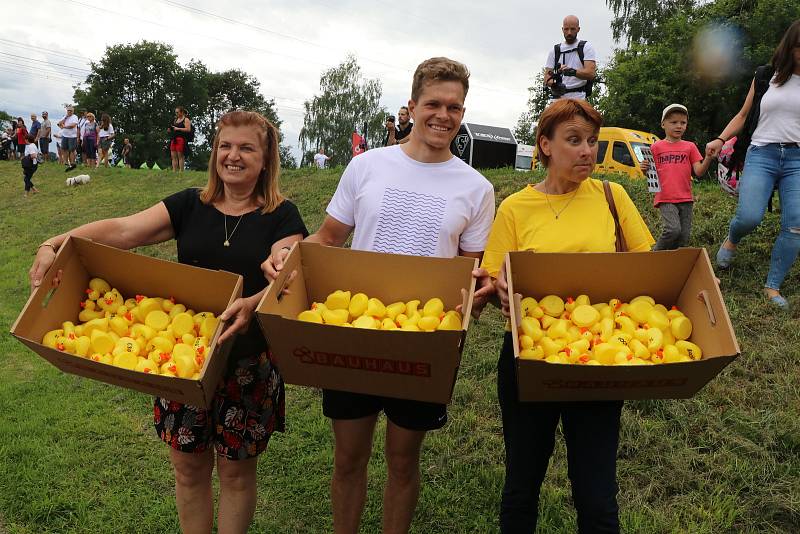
top-left (543, 180), bottom-right (580, 220)
top-left (223, 214), bottom-right (245, 247)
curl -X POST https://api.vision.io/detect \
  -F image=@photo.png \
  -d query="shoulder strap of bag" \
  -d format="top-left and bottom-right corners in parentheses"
top-left (554, 43), bottom-right (561, 65)
top-left (603, 180), bottom-right (628, 252)
top-left (577, 41), bottom-right (586, 65)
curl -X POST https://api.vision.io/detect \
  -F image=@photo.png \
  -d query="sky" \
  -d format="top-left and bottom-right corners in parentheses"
top-left (2, 0), bottom-right (618, 161)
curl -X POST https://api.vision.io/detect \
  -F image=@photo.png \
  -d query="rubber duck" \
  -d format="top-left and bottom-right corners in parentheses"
top-left (171, 312), bottom-right (197, 335)
top-left (131, 324), bottom-right (157, 341)
top-left (199, 316), bottom-right (219, 338)
top-left (520, 317), bottom-right (542, 340)
top-left (567, 338), bottom-right (590, 355)
top-left (670, 316), bottom-right (693, 340)
top-left (571, 304), bottom-right (600, 328)
top-left (112, 351), bottom-right (138, 370)
top-left (609, 331), bottom-right (632, 348)
top-left (546, 319), bottom-right (568, 340)
top-left (89, 329), bottom-right (115, 355)
top-left (42, 329), bottom-right (64, 348)
top-left (575, 294), bottom-right (591, 306)
top-left (405, 299), bottom-right (421, 317)
top-left (421, 297), bottom-right (444, 318)
top-left (134, 298), bottom-right (162, 323)
top-left (666, 307), bottom-right (685, 320)
top-left (418, 316), bottom-right (440, 331)
top-left (539, 295), bottom-right (565, 317)
top-left (75, 336), bottom-right (91, 357)
top-left (161, 297), bottom-right (175, 313)
top-left (520, 297), bottom-right (538, 317)
top-left (322, 308), bottom-right (349, 325)
top-left (353, 315), bottom-right (377, 329)
top-left (366, 298), bottom-right (387, 319)
top-left (146, 336), bottom-right (174, 354)
top-left (349, 293), bottom-right (369, 320)
top-left (593, 303), bottom-right (613, 319)
top-left (629, 339), bottom-right (650, 361)
top-left (325, 290), bottom-right (351, 310)
top-left (614, 351), bottom-right (634, 365)
top-left (134, 357), bottom-right (159, 374)
top-left (540, 337), bottom-right (561, 357)
top-left (381, 318), bottom-right (398, 330)
top-left (172, 344), bottom-right (197, 377)
top-left (615, 315), bottom-right (638, 335)
top-left (566, 325), bottom-right (581, 342)
top-left (646, 309), bottom-right (670, 331)
top-left (385, 302), bottom-right (406, 320)
top-left (540, 315), bottom-right (557, 330)
top-left (78, 300), bottom-right (104, 322)
top-left (160, 360), bottom-right (178, 375)
top-left (519, 346), bottom-right (545, 360)
top-left (661, 328), bottom-right (676, 347)
top-left (400, 321), bottom-right (420, 331)
top-left (145, 310), bottom-right (170, 331)
top-left (593, 343), bottom-right (618, 365)
top-left (395, 313), bottom-right (409, 327)
top-left (675, 340), bottom-right (702, 360)
top-left (108, 316), bottom-right (129, 337)
top-left (112, 337), bottom-right (140, 357)
top-left (437, 313), bottom-right (462, 331)
top-left (564, 297), bottom-right (578, 313)
top-left (646, 328), bottom-right (663, 352)
top-left (599, 317), bottom-right (614, 342)
top-left (630, 295), bottom-right (655, 306)
top-left (97, 291), bottom-right (123, 314)
top-left (628, 299), bottom-right (653, 324)
top-left (519, 335), bottom-right (535, 350)
top-left (168, 303), bottom-right (187, 319)
top-left (530, 306), bottom-right (545, 319)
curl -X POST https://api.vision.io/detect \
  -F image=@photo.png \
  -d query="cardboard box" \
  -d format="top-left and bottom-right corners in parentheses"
top-left (10, 236), bottom-right (243, 407)
top-left (256, 242), bottom-right (477, 404)
top-left (506, 248), bottom-right (740, 401)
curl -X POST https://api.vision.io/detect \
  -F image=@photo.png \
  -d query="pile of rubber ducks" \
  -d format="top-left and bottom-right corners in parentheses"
top-left (297, 290), bottom-right (462, 332)
top-left (41, 277), bottom-right (219, 379)
top-left (516, 294), bottom-right (702, 365)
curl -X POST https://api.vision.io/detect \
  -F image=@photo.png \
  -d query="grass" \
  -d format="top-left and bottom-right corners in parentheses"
top-left (0, 160), bottom-right (798, 533)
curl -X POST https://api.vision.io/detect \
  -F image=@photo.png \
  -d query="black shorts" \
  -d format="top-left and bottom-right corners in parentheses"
top-left (322, 389), bottom-right (447, 432)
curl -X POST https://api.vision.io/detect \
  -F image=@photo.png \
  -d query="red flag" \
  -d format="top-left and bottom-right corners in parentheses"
top-left (352, 132), bottom-right (366, 157)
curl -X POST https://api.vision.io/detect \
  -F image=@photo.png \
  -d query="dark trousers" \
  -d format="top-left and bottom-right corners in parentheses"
top-left (654, 201), bottom-right (693, 250)
top-left (497, 333), bottom-right (622, 534)
top-left (22, 162), bottom-right (37, 192)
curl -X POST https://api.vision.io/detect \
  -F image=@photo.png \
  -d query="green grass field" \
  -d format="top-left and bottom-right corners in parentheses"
top-left (0, 160), bottom-right (798, 533)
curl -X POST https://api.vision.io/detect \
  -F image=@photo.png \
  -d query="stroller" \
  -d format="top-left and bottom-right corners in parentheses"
top-left (0, 133), bottom-right (12, 160)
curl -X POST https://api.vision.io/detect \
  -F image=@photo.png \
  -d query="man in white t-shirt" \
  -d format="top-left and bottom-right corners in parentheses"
top-left (313, 147), bottom-right (330, 168)
top-left (544, 15), bottom-right (597, 100)
top-left (57, 106), bottom-right (79, 170)
top-left (264, 57), bottom-right (496, 533)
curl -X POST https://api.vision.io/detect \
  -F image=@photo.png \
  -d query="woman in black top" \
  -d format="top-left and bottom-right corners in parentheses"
top-left (30, 110), bottom-right (308, 534)
top-left (170, 106), bottom-right (191, 172)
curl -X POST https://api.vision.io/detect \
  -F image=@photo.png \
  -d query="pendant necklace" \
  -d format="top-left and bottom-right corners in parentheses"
top-left (223, 214), bottom-right (245, 247)
top-left (543, 181), bottom-right (580, 220)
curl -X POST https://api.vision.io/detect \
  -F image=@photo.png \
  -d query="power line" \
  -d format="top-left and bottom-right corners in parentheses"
top-left (0, 51), bottom-right (91, 74)
top-left (0, 38), bottom-right (91, 63)
top-left (0, 66), bottom-right (82, 84)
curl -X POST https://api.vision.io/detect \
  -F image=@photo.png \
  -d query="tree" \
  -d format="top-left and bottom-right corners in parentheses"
top-left (299, 55), bottom-right (386, 167)
top-left (514, 72), bottom-right (549, 145)
top-left (606, 0), bottom-right (697, 46)
top-left (74, 41), bottom-right (293, 169)
top-left (0, 110), bottom-right (12, 129)
top-left (598, 0), bottom-right (800, 144)
top-left (74, 41), bottom-right (183, 168)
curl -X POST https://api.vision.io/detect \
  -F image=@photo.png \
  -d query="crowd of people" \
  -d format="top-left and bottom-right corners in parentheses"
top-left (18, 14), bottom-right (800, 534)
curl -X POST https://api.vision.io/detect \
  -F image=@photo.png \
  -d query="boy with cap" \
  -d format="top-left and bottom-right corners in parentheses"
top-left (642, 103), bottom-right (713, 250)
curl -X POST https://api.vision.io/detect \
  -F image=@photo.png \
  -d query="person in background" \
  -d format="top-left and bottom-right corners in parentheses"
top-left (15, 117), bottom-right (29, 160)
top-left (544, 15), bottom-right (597, 101)
top-left (705, 19), bottom-right (800, 309)
top-left (97, 113), bottom-right (115, 168)
top-left (81, 112), bottom-right (98, 168)
top-left (22, 133), bottom-right (40, 196)
top-left (640, 103), bottom-right (712, 250)
top-left (313, 147), bottom-right (330, 168)
top-left (28, 110), bottom-right (308, 534)
top-left (121, 137), bottom-right (133, 168)
top-left (38, 111), bottom-right (52, 163)
top-left (170, 106), bottom-right (191, 172)
top-left (58, 105), bottom-right (79, 171)
top-left (29, 113), bottom-right (41, 161)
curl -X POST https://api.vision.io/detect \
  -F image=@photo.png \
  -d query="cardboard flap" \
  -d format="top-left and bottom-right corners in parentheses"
top-left (460, 256), bottom-right (479, 331)
top-left (257, 242), bottom-right (307, 319)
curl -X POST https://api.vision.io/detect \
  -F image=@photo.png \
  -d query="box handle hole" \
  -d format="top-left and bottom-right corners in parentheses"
top-left (697, 290), bottom-right (716, 326)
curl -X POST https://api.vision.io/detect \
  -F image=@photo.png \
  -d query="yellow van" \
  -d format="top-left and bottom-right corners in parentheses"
top-left (594, 127), bottom-right (659, 179)
top-left (532, 127), bottom-right (660, 179)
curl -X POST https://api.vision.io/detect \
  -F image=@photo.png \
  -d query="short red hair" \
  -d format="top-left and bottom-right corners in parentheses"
top-left (536, 99), bottom-right (603, 168)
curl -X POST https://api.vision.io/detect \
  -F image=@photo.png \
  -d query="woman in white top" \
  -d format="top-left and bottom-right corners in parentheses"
top-left (706, 20), bottom-right (800, 308)
top-left (97, 113), bottom-right (115, 168)
top-left (22, 133), bottom-right (40, 196)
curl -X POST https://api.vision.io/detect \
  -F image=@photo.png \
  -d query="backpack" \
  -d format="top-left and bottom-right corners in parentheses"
top-left (553, 40), bottom-right (593, 97)
top-left (720, 65), bottom-right (775, 195)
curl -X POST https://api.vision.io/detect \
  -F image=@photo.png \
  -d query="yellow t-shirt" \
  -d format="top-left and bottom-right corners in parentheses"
top-left (481, 178), bottom-right (655, 278)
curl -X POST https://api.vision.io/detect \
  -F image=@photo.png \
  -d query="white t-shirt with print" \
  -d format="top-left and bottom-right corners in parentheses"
top-left (98, 124), bottom-right (115, 138)
top-left (545, 40), bottom-right (597, 96)
top-left (326, 145), bottom-right (496, 258)
top-left (313, 153), bottom-right (329, 168)
top-left (60, 114), bottom-right (79, 138)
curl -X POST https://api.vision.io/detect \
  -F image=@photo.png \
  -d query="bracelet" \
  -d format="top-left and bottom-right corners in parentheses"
top-left (37, 242), bottom-right (57, 253)
top-left (714, 137), bottom-right (726, 144)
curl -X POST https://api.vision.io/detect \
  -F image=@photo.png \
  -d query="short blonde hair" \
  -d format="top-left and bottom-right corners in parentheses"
top-left (411, 57), bottom-right (470, 101)
top-left (201, 111), bottom-right (284, 214)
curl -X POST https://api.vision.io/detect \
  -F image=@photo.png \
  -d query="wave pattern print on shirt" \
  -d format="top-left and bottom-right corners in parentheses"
top-left (373, 188), bottom-right (446, 256)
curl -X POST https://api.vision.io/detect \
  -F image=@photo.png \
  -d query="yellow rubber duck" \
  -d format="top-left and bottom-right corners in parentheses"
top-left (628, 299), bottom-right (653, 324)
top-left (352, 315), bottom-right (377, 329)
top-left (670, 316), bottom-right (693, 340)
top-left (322, 308), bottom-right (349, 325)
top-left (366, 298), bottom-right (387, 319)
top-left (385, 302), bottom-right (406, 320)
top-left (134, 357), bottom-right (159, 374)
top-left (168, 303), bottom-right (187, 319)
top-left (438, 313), bottom-right (461, 331)
top-left (381, 318), bottom-right (397, 330)
top-left (422, 298), bottom-right (444, 318)
top-left (675, 340), bottom-right (702, 360)
top-left (519, 346), bottom-right (545, 360)
top-left (171, 312), bottom-right (197, 335)
top-left (199, 316), bottom-right (219, 338)
top-left (571, 305), bottom-right (600, 328)
top-left (520, 297), bottom-right (538, 317)
top-left (325, 290), bottom-right (351, 310)
top-left (418, 316), bottom-right (440, 331)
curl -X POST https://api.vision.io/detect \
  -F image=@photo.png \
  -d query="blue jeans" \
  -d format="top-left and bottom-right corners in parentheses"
top-left (728, 144), bottom-right (800, 290)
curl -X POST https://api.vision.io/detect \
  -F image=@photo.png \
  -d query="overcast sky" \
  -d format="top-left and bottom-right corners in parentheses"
top-left (2, 0), bottom-right (617, 160)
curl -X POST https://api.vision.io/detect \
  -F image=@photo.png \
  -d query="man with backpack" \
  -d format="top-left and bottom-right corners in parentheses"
top-left (544, 15), bottom-right (597, 100)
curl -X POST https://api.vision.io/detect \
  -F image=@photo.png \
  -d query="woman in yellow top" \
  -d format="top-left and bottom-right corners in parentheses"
top-left (481, 99), bottom-right (654, 533)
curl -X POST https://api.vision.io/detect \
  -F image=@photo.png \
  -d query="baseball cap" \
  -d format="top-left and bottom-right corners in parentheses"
top-left (662, 103), bottom-right (688, 121)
